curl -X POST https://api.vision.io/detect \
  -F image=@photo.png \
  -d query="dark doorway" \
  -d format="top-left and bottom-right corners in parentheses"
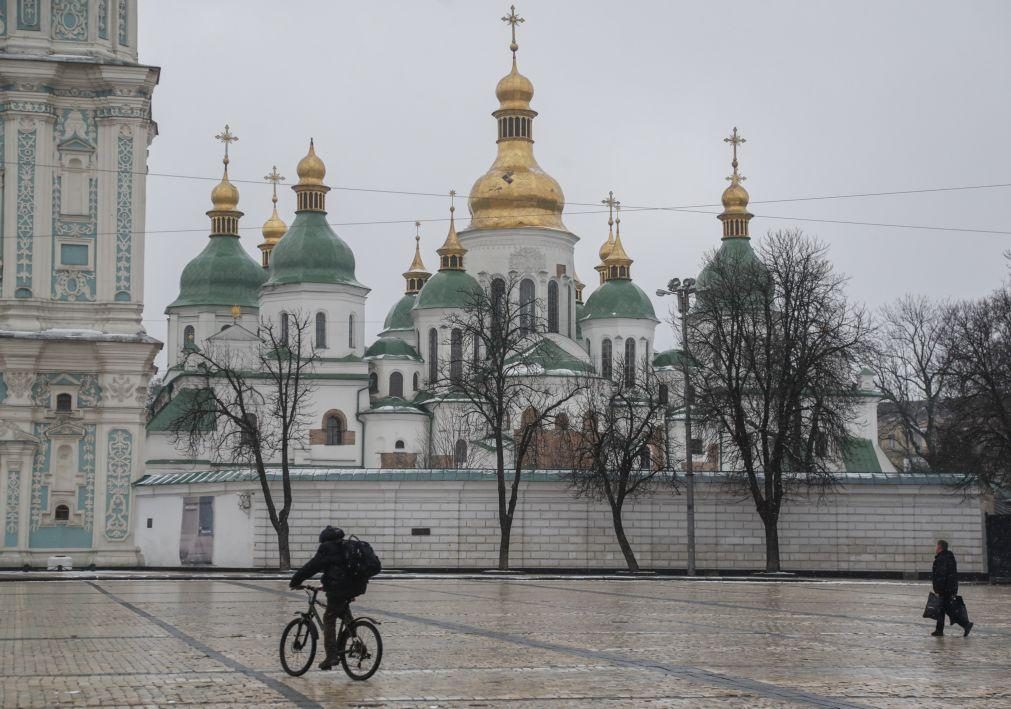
top-left (986, 514), bottom-right (1011, 582)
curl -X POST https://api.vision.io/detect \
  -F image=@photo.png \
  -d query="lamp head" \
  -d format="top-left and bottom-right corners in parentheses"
top-left (666, 278), bottom-right (681, 292)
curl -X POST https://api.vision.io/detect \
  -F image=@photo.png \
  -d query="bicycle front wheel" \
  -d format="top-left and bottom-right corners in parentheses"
top-left (280, 617), bottom-right (317, 676)
top-left (340, 619), bottom-right (382, 681)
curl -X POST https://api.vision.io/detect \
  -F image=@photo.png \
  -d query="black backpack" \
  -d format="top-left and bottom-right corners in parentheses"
top-left (345, 535), bottom-right (382, 581)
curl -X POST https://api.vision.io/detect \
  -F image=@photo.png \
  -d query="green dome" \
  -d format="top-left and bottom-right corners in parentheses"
top-left (167, 236), bottom-right (266, 310)
top-left (414, 269), bottom-right (483, 310)
top-left (696, 237), bottom-right (766, 293)
top-left (383, 294), bottom-right (416, 332)
top-left (364, 338), bottom-right (421, 360)
top-left (580, 279), bottom-right (657, 322)
top-left (266, 210), bottom-right (360, 286)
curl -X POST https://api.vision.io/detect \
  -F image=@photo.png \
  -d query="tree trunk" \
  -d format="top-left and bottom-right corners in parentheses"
top-left (498, 516), bottom-right (512, 570)
top-left (762, 515), bottom-right (780, 572)
top-left (276, 519), bottom-right (291, 571)
top-left (611, 503), bottom-right (639, 572)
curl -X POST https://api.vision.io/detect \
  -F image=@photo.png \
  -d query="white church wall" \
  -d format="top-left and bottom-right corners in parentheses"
top-left (135, 495), bottom-right (184, 567)
top-left (260, 284), bottom-right (369, 358)
top-left (361, 414), bottom-right (428, 468)
top-left (212, 493), bottom-right (255, 567)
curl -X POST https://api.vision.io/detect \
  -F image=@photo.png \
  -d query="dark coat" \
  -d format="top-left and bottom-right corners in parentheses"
top-left (290, 527), bottom-right (353, 592)
top-left (932, 549), bottom-right (958, 597)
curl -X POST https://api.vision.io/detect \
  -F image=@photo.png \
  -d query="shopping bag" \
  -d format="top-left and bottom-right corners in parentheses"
top-left (923, 591), bottom-right (943, 620)
top-left (947, 595), bottom-right (970, 626)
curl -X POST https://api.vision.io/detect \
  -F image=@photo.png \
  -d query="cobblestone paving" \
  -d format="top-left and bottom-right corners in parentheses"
top-left (0, 576), bottom-right (1008, 707)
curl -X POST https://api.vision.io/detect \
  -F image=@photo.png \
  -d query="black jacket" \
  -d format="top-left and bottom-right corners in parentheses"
top-left (290, 528), bottom-right (351, 592)
top-left (932, 549), bottom-right (958, 597)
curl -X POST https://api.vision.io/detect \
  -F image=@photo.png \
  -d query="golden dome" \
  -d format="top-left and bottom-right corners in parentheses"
top-left (210, 168), bottom-right (240, 211)
top-left (598, 220), bottom-right (615, 261)
top-left (296, 139), bottom-right (326, 185)
top-left (721, 179), bottom-right (750, 214)
top-left (261, 206), bottom-right (287, 244)
top-left (496, 58), bottom-right (534, 110)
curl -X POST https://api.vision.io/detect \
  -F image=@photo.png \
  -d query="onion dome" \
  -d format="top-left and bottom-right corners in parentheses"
top-left (580, 279), bottom-right (658, 323)
top-left (595, 192), bottom-right (619, 284)
top-left (415, 199), bottom-right (482, 310)
top-left (266, 140), bottom-right (362, 287)
top-left (467, 8), bottom-right (566, 231)
top-left (596, 202), bottom-right (633, 283)
top-left (258, 166), bottom-right (288, 268)
top-left (168, 126), bottom-right (266, 310)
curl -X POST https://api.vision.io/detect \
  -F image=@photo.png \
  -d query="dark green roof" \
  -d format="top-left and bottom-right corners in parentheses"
top-left (653, 348), bottom-right (690, 369)
top-left (167, 236), bottom-right (266, 309)
top-left (507, 338), bottom-right (594, 375)
top-left (581, 279), bottom-right (657, 322)
top-left (147, 388), bottom-right (215, 433)
top-left (383, 293), bottom-right (416, 332)
top-left (842, 438), bottom-right (883, 473)
top-left (267, 210), bottom-right (361, 287)
top-left (364, 338), bottom-right (421, 360)
top-left (414, 269), bottom-right (482, 310)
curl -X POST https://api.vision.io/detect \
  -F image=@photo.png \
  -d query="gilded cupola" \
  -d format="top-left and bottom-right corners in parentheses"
top-left (595, 191), bottom-right (619, 284)
top-left (258, 166), bottom-right (288, 268)
top-left (467, 6), bottom-right (566, 231)
top-left (292, 139), bottom-right (330, 212)
top-left (437, 192), bottom-right (467, 270)
top-left (718, 127), bottom-right (753, 239)
top-left (207, 124), bottom-right (241, 235)
top-left (403, 221), bottom-right (431, 294)
top-left (602, 204), bottom-right (633, 281)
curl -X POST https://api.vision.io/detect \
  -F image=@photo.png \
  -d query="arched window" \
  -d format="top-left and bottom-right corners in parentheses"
top-left (241, 413), bottom-right (257, 446)
top-left (566, 284), bottom-right (572, 337)
top-left (659, 383), bottom-right (669, 405)
top-left (395, 440), bottom-right (406, 450)
top-left (369, 372), bottom-right (378, 394)
top-left (520, 278), bottom-right (535, 334)
top-left (325, 414), bottom-right (344, 446)
top-left (413, 372), bottom-right (420, 391)
top-left (56, 393), bottom-right (73, 412)
top-left (315, 312), bottom-right (327, 349)
top-left (428, 328), bottom-right (439, 383)
top-left (450, 328), bottom-right (463, 386)
top-left (348, 314), bottom-right (356, 349)
top-left (521, 406), bottom-right (539, 429)
top-left (555, 412), bottom-right (570, 430)
top-left (547, 281), bottom-right (559, 333)
top-left (183, 325), bottom-right (195, 348)
top-left (54, 504), bottom-right (71, 521)
top-left (280, 313), bottom-right (289, 345)
top-left (639, 446), bottom-right (652, 470)
top-left (601, 338), bottom-right (613, 379)
top-left (624, 338), bottom-right (637, 386)
top-left (390, 371), bottom-right (404, 398)
top-left (454, 439), bottom-right (468, 467)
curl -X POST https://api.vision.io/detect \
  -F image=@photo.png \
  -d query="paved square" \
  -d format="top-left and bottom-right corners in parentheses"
top-left (0, 576), bottom-right (1008, 707)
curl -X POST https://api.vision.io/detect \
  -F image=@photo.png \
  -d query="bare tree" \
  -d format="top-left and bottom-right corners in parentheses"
top-left (568, 356), bottom-right (675, 571)
top-left (686, 229), bottom-right (873, 572)
top-left (871, 295), bottom-right (953, 471)
top-left (938, 287), bottom-right (1011, 491)
top-left (430, 276), bottom-right (585, 569)
top-left (170, 312), bottom-right (319, 569)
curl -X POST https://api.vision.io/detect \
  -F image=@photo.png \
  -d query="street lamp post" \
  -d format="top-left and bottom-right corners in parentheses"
top-left (657, 277), bottom-right (697, 576)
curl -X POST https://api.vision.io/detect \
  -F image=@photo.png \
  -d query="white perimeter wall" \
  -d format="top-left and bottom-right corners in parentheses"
top-left (134, 492), bottom-right (253, 567)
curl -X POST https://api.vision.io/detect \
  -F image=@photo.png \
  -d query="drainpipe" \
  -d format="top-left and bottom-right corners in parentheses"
top-left (355, 384), bottom-right (369, 467)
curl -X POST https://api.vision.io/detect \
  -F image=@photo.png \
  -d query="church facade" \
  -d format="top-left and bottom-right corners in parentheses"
top-left (4, 4), bottom-right (982, 572)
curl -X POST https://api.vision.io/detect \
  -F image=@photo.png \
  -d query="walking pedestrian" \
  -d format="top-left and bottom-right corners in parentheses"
top-left (931, 539), bottom-right (973, 637)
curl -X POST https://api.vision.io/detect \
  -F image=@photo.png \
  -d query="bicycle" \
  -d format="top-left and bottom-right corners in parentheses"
top-left (279, 584), bottom-right (383, 680)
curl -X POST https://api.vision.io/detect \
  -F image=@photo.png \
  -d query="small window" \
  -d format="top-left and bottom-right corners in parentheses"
top-left (413, 372), bottom-right (420, 391)
top-left (454, 439), bottom-right (468, 467)
top-left (55, 393), bottom-right (73, 412)
top-left (450, 328), bottom-right (463, 386)
top-left (315, 312), bottom-right (327, 349)
top-left (428, 328), bottom-right (439, 383)
top-left (639, 447), bottom-right (652, 470)
top-left (690, 438), bottom-right (704, 456)
top-left (390, 371), bottom-right (404, 398)
top-left (548, 281), bottom-right (559, 333)
top-left (624, 338), bottom-right (637, 386)
top-left (555, 412), bottom-right (570, 430)
top-left (369, 372), bottom-right (378, 394)
top-left (241, 413), bottom-right (257, 446)
top-left (183, 325), bottom-right (196, 348)
top-left (280, 313), bottom-right (289, 345)
top-left (395, 440), bottom-right (405, 450)
top-left (520, 279), bottom-right (535, 334)
top-left (325, 414), bottom-right (344, 446)
top-left (601, 339), bottom-right (613, 379)
top-left (54, 504), bottom-right (70, 521)
top-left (659, 383), bottom-right (669, 405)
top-left (348, 314), bottom-right (356, 349)
top-left (60, 243), bottom-right (89, 266)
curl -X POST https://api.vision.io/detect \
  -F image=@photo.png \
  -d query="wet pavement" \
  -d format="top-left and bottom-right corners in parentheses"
top-left (0, 576), bottom-right (1008, 707)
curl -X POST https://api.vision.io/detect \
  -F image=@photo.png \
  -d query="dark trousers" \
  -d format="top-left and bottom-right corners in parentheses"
top-left (935, 594), bottom-right (967, 633)
top-left (323, 590), bottom-right (352, 659)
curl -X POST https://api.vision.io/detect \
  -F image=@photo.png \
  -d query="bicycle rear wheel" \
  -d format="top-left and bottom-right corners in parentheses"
top-left (340, 619), bottom-right (382, 681)
top-left (279, 617), bottom-right (317, 676)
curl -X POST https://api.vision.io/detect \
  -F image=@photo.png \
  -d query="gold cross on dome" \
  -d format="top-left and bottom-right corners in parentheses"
top-left (724, 127), bottom-right (747, 183)
top-left (214, 124), bottom-right (238, 164)
top-left (449, 189), bottom-right (457, 212)
top-left (601, 190), bottom-right (620, 225)
top-left (264, 166), bottom-right (285, 204)
top-left (502, 5), bottom-right (524, 54)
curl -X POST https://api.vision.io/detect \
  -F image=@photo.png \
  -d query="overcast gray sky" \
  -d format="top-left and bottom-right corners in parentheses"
top-left (139, 1), bottom-right (1011, 369)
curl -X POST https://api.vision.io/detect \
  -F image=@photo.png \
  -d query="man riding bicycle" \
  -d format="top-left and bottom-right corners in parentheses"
top-left (289, 526), bottom-right (367, 670)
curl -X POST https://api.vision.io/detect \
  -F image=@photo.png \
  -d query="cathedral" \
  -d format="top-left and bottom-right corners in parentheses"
top-left (8, 3), bottom-right (968, 574)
